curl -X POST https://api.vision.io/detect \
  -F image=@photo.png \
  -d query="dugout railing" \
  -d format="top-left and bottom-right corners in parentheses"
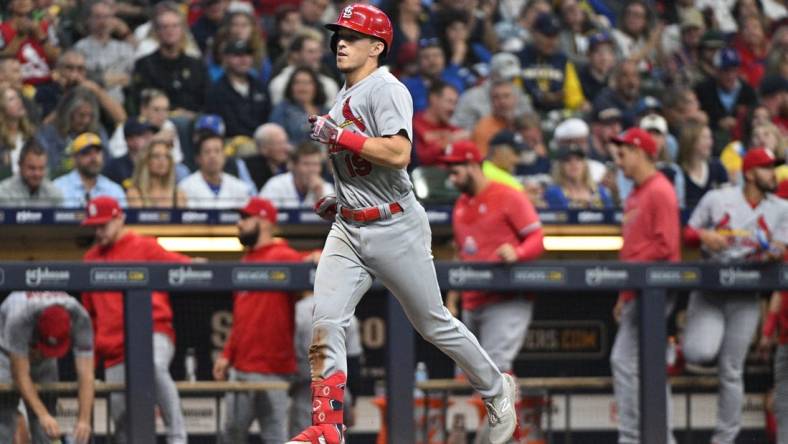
top-left (0, 261), bottom-right (785, 444)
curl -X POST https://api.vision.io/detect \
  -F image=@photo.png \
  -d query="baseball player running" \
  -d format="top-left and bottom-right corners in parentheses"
top-left (287, 4), bottom-right (517, 444)
top-left (683, 148), bottom-right (788, 444)
top-left (609, 128), bottom-right (681, 444)
top-left (0, 291), bottom-right (94, 444)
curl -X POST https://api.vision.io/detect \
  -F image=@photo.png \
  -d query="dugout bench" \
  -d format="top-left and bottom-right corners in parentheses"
top-left (417, 375), bottom-right (720, 444)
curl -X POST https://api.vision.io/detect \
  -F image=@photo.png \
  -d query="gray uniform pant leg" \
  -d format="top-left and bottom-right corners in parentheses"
top-left (106, 333), bottom-right (187, 444)
top-left (0, 353), bottom-right (58, 444)
top-left (682, 292), bottom-right (760, 444)
top-left (610, 299), bottom-right (676, 444)
top-left (462, 299), bottom-right (533, 374)
top-left (775, 345), bottom-right (788, 444)
top-left (221, 370), bottom-right (288, 444)
top-left (312, 207), bottom-right (502, 398)
top-left (288, 380), bottom-right (312, 437)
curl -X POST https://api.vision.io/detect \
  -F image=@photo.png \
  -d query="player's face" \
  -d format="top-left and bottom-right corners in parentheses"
top-left (94, 216), bottom-right (124, 247)
top-left (448, 164), bottom-right (474, 194)
top-left (748, 166), bottom-right (777, 193)
top-left (237, 215), bottom-right (261, 247)
top-left (615, 145), bottom-right (642, 179)
top-left (334, 30), bottom-right (383, 73)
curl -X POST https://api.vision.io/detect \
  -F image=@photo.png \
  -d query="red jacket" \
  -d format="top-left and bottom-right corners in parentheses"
top-left (82, 231), bottom-right (190, 368)
top-left (619, 173), bottom-right (681, 302)
top-left (222, 240), bottom-right (304, 374)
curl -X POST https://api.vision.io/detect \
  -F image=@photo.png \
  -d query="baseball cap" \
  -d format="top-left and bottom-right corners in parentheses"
top-left (713, 47), bottom-right (741, 70)
top-left (489, 130), bottom-right (526, 151)
top-left (224, 40), bottom-right (253, 55)
top-left (239, 197), bottom-right (277, 224)
top-left (533, 12), bottom-right (561, 37)
top-left (438, 140), bottom-right (482, 164)
top-left (741, 147), bottom-right (775, 173)
top-left (593, 106), bottom-right (623, 123)
top-left (489, 52), bottom-right (521, 80)
top-left (555, 145), bottom-right (586, 161)
top-left (69, 132), bottom-right (103, 156)
top-left (636, 96), bottom-right (662, 115)
top-left (82, 196), bottom-right (123, 226)
top-left (36, 306), bottom-right (72, 359)
top-left (759, 74), bottom-right (788, 97)
top-left (554, 118), bottom-right (590, 140)
top-left (639, 114), bottom-right (668, 135)
top-left (679, 8), bottom-right (705, 30)
top-left (195, 114), bottom-right (226, 137)
top-left (588, 32), bottom-right (614, 52)
top-left (612, 127), bottom-right (658, 157)
top-left (777, 179), bottom-right (788, 199)
top-left (700, 30), bottom-right (727, 49)
top-left (124, 116), bottom-right (155, 138)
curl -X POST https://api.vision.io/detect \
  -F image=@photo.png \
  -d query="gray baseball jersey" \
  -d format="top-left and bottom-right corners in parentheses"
top-left (327, 67), bottom-right (414, 208)
top-left (687, 187), bottom-right (788, 261)
top-left (0, 291), bottom-right (93, 358)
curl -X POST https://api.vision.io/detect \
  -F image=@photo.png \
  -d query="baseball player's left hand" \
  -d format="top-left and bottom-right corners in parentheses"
top-left (496, 243), bottom-right (518, 263)
top-left (309, 115), bottom-right (342, 149)
top-left (74, 420), bottom-right (92, 444)
top-left (314, 193), bottom-right (338, 222)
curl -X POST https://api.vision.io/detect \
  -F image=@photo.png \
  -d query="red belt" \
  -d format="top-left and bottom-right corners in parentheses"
top-left (340, 202), bottom-right (403, 223)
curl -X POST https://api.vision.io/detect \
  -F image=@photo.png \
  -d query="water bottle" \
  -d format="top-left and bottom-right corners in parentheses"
top-left (185, 347), bottom-right (197, 382)
top-left (414, 361), bottom-right (428, 399)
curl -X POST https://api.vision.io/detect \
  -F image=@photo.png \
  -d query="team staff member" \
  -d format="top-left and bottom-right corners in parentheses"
top-left (288, 4), bottom-right (517, 444)
top-left (609, 128), bottom-right (681, 444)
top-left (0, 292), bottom-right (94, 444)
top-left (442, 140), bottom-right (544, 374)
top-left (81, 196), bottom-right (190, 444)
top-left (757, 179), bottom-right (788, 444)
top-left (212, 197), bottom-right (304, 443)
top-left (683, 148), bottom-right (788, 444)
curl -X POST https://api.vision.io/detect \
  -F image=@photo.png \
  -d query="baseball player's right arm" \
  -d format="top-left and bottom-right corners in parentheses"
top-left (10, 354), bottom-right (61, 438)
top-left (683, 191), bottom-right (728, 251)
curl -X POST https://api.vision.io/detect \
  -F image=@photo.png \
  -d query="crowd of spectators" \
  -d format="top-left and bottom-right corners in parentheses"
top-left (0, 0), bottom-right (783, 212)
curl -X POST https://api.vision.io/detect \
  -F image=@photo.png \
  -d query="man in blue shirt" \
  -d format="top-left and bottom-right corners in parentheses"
top-left (53, 133), bottom-right (128, 207)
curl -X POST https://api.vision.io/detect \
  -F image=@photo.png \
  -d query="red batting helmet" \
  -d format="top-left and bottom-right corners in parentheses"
top-left (325, 4), bottom-right (393, 57)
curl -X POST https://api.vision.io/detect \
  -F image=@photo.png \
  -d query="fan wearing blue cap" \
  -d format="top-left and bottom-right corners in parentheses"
top-left (694, 47), bottom-right (758, 148)
top-left (517, 12), bottom-right (585, 113)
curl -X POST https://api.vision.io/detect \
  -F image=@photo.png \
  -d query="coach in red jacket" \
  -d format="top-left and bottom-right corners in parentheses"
top-left (213, 197), bottom-right (305, 443)
top-left (81, 196), bottom-right (189, 444)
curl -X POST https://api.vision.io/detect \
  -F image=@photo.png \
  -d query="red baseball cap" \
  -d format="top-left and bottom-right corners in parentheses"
top-left (36, 306), bottom-right (71, 359)
top-left (82, 196), bottom-right (123, 226)
top-left (438, 140), bottom-right (482, 164)
top-left (612, 128), bottom-right (658, 158)
top-left (239, 197), bottom-right (277, 224)
top-left (741, 147), bottom-right (776, 173)
top-left (777, 179), bottom-right (788, 199)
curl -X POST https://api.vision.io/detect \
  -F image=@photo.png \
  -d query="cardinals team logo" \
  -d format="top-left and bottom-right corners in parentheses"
top-left (339, 97), bottom-right (366, 131)
top-left (342, 5), bottom-right (353, 19)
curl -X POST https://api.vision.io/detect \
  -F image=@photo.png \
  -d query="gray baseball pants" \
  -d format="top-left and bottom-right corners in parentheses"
top-left (681, 292), bottom-right (760, 444)
top-left (776, 344), bottom-right (788, 444)
top-left (220, 370), bottom-right (289, 444)
top-left (0, 352), bottom-right (58, 444)
top-left (610, 298), bottom-right (676, 444)
top-left (462, 298), bottom-right (533, 374)
top-left (310, 194), bottom-right (503, 398)
top-left (106, 332), bottom-right (186, 444)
